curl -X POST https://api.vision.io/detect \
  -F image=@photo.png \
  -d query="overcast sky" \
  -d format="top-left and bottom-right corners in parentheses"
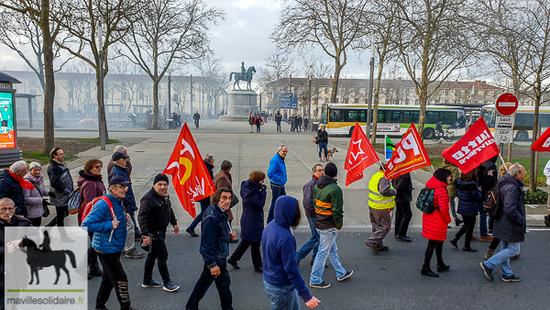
top-left (0, 0), bottom-right (375, 80)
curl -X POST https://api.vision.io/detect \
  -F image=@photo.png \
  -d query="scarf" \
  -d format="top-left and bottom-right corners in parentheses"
top-left (9, 171), bottom-right (35, 190)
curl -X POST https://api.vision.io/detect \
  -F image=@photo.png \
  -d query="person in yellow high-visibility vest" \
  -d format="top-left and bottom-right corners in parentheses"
top-left (364, 164), bottom-right (396, 254)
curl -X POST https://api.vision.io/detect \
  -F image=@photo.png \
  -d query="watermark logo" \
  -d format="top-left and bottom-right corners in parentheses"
top-left (4, 227), bottom-right (87, 309)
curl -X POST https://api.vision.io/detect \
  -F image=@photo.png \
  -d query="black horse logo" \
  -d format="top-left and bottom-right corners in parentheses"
top-left (18, 231), bottom-right (77, 285)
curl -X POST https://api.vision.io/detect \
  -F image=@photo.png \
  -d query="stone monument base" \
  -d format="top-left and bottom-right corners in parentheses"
top-left (219, 90), bottom-right (257, 122)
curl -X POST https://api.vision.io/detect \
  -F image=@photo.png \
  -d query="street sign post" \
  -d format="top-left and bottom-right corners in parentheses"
top-left (495, 115), bottom-right (515, 144)
top-left (495, 93), bottom-right (519, 116)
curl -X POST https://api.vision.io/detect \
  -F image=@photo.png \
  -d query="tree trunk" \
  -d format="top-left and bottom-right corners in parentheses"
top-left (330, 58), bottom-right (343, 103)
top-left (95, 70), bottom-right (109, 140)
top-left (417, 78), bottom-right (429, 140)
top-left (40, 8), bottom-right (55, 156)
top-left (530, 94), bottom-right (541, 191)
top-left (152, 79), bottom-right (160, 129)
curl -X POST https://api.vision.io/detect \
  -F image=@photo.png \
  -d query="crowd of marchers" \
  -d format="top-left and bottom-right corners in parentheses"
top-left (0, 142), bottom-right (530, 310)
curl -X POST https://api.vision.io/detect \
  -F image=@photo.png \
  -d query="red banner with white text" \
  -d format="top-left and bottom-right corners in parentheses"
top-left (384, 123), bottom-right (431, 180)
top-left (442, 117), bottom-right (500, 174)
top-left (531, 127), bottom-right (550, 152)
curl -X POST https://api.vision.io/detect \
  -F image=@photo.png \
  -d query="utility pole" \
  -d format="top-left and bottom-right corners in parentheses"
top-left (98, 21), bottom-right (106, 150)
top-left (168, 68), bottom-right (172, 124)
top-left (308, 65), bottom-right (312, 121)
top-left (190, 74), bottom-right (193, 115)
top-left (366, 30), bottom-right (375, 140)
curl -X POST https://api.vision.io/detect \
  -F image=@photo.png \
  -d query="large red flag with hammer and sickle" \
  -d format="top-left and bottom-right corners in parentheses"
top-left (163, 123), bottom-right (216, 218)
top-left (344, 122), bottom-right (380, 186)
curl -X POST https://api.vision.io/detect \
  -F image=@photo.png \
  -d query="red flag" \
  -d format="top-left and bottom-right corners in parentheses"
top-left (344, 122), bottom-right (380, 186)
top-left (384, 123), bottom-right (432, 180)
top-left (163, 123), bottom-right (216, 218)
top-left (442, 117), bottom-right (500, 174)
top-left (531, 127), bottom-right (550, 152)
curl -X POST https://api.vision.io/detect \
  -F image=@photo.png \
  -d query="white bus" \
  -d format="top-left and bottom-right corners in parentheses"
top-left (320, 104), bottom-right (465, 138)
top-left (481, 105), bottom-right (550, 141)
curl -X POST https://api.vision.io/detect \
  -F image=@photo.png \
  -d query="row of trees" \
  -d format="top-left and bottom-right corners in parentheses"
top-left (271, 0), bottom-right (550, 190)
top-left (0, 0), bottom-right (224, 154)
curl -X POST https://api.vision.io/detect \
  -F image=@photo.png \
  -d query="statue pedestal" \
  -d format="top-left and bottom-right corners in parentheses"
top-left (219, 90), bottom-right (257, 121)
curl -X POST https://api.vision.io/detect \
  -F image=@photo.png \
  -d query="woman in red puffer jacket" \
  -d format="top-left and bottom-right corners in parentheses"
top-left (421, 168), bottom-right (452, 278)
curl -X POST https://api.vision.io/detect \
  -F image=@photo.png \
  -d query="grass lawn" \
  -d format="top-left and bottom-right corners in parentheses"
top-left (19, 138), bottom-right (119, 165)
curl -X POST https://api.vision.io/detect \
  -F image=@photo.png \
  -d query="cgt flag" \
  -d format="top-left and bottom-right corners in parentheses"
top-left (384, 123), bottom-right (431, 180)
top-left (442, 117), bottom-right (500, 174)
top-left (163, 122), bottom-right (216, 218)
top-left (344, 122), bottom-right (380, 186)
top-left (531, 127), bottom-right (550, 152)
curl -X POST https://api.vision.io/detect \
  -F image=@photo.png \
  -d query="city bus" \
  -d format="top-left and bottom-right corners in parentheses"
top-left (320, 104), bottom-right (465, 138)
top-left (481, 105), bottom-right (550, 141)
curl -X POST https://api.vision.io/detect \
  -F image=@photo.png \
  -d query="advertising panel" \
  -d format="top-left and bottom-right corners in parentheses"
top-left (0, 92), bottom-right (16, 149)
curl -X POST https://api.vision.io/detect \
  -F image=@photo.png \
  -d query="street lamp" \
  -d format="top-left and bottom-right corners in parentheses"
top-left (98, 20), bottom-right (107, 150)
top-left (168, 67), bottom-right (172, 122)
top-left (308, 65), bottom-right (312, 123)
top-left (366, 29), bottom-right (376, 141)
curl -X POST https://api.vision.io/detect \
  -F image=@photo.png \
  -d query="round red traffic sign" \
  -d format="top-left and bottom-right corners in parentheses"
top-left (495, 93), bottom-right (519, 116)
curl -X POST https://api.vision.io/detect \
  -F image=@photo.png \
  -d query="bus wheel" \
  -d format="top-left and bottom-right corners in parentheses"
top-left (424, 128), bottom-right (435, 139)
top-left (348, 127), bottom-right (354, 137)
top-left (515, 130), bottom-right (528, 141)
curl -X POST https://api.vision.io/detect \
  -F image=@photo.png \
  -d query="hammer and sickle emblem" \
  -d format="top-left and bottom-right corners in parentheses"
top-left (179, 157), bottom-right (193, 185)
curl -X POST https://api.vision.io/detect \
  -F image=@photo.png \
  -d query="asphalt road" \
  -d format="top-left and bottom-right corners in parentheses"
top-left (88, 229), bottom-right (550, 310)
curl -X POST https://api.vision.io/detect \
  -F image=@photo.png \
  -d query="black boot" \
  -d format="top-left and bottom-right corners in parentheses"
top-left (437, 264), bottom-right (450, 272)
top-left (421, 266), bottom-right (439, 277)
top-left (449, 238), bottom-right (458, 248)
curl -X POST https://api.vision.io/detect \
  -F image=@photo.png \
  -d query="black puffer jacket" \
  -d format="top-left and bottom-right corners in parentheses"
top-left (392, 173), bottom-right (413, 203)
top-left (493, 174), bottom-right (526, 243)
top-left (0, 170), bottom-right (26, 216)
top-left (138, 188), bottom-right (177, 236)
top-left (317, 129), bottom-right (328, 144)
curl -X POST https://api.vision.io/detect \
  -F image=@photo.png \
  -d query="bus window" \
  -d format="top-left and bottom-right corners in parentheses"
top-left (347, 110), bottom-right (366, 122)
top-left (388, 110), bottom-right (401, 122)
top-left (426, 111), bottom-right (440, 124)
top-left (539, 113), bottom-right (550, 127)
top-left (403, 111), bottom-right (414, 123)
top-left (515, 114), bottom-right (532, 127)
top-left (377, 110), bottom-right (386, 122)
top-left (329, 109), bottom-right (345, 122)
top-left (441, 111), bottom-right (457, 125)
top-left (321, 105), bottom-right (328, 124)
top-left (481, 108), bottom-right (495, 128)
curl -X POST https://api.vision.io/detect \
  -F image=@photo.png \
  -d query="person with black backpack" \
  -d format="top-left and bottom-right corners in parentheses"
top-left (421, 168), bottom-right (452, 277)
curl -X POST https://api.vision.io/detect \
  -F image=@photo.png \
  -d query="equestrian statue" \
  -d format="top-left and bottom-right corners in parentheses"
top-left (229, 61), bottom-right (256, 91)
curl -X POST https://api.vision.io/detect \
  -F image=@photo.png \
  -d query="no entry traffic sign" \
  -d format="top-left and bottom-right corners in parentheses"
top-left (495, 93), bottom-right (519, 116)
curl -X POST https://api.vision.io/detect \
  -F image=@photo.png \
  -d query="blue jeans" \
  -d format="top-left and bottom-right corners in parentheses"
top-left (188, 200), bottom-right (210, 231)
top-left (484, 241), bottom-right (520, 276)
top-left (310, 228), bottom-right (346, 285)
top-left (479, 212), bottom-right (488, 237)
top-left (264, 280), bottom-right (299, 310)
top-left (318, 143), bottom-right (328, 159)
top-left (276, 121), bottom-right (281, 132)
top-left (267, 185), bottom-right (286, 224)
top-left (296, 216), bottom-right (319, 262)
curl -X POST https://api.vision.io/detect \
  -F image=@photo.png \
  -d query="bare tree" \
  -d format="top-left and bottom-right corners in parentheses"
top-left (0, 0), bottom-right (65, 155)
top-left (301, 55), bottom-right (332, 119)
top-left (517, 0), bottom-right (550, 190)
top-left (55, 0), bottom-right (144, 138)
top-left (258, 50), bottom-right (296, 112)
top-left (110, 58), bottom-right (144, 113)
top-left (272, 0), bottom-right (369, 103)
top-left (194, 53), bottom-right (228, 118)
top-left (362, 0), bottom-right (399, 143)
top-left (120, 0), bottom-right (223, 129)
top-left (392, 0), bottom-right (478, 139)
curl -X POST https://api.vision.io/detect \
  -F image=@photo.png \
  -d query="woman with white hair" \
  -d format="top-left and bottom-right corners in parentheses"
top-left (22, 162), bottom-right (54, 226)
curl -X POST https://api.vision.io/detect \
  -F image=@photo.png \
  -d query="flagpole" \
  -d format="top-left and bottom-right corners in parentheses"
top-left (498, 153), bottom-right (509, 174)
top-left (430, 165), bottom-right (435, 173)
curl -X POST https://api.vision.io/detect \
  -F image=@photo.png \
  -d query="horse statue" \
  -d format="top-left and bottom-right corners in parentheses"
top-left (19, 233), bottom-right (77, 285)
top-left (229, 66), bottom-right (256, 91)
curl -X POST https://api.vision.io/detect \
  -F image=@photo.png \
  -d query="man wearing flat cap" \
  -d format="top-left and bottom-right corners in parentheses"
top-left (82, 176), bottom-right (134, 310)
top-left (109, 151), bottom-right (143, 258)
top-left (138, 174), bottom-right (180, 292)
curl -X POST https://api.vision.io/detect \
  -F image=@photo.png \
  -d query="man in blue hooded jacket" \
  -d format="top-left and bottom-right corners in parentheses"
top-left (267, 145), bottom-right (288, 223)
top-left (263, 195), bottom-right (320, 309)
top-left (82, 176), bottom-right (134, 310)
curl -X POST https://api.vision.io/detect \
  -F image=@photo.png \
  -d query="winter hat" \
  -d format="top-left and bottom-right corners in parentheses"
top-left (324, 163), bottom-right (338, 178)
top-left (112, 151), bottom-right (129, 161)
top-left (153, 174), bottom-right (169, 185)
